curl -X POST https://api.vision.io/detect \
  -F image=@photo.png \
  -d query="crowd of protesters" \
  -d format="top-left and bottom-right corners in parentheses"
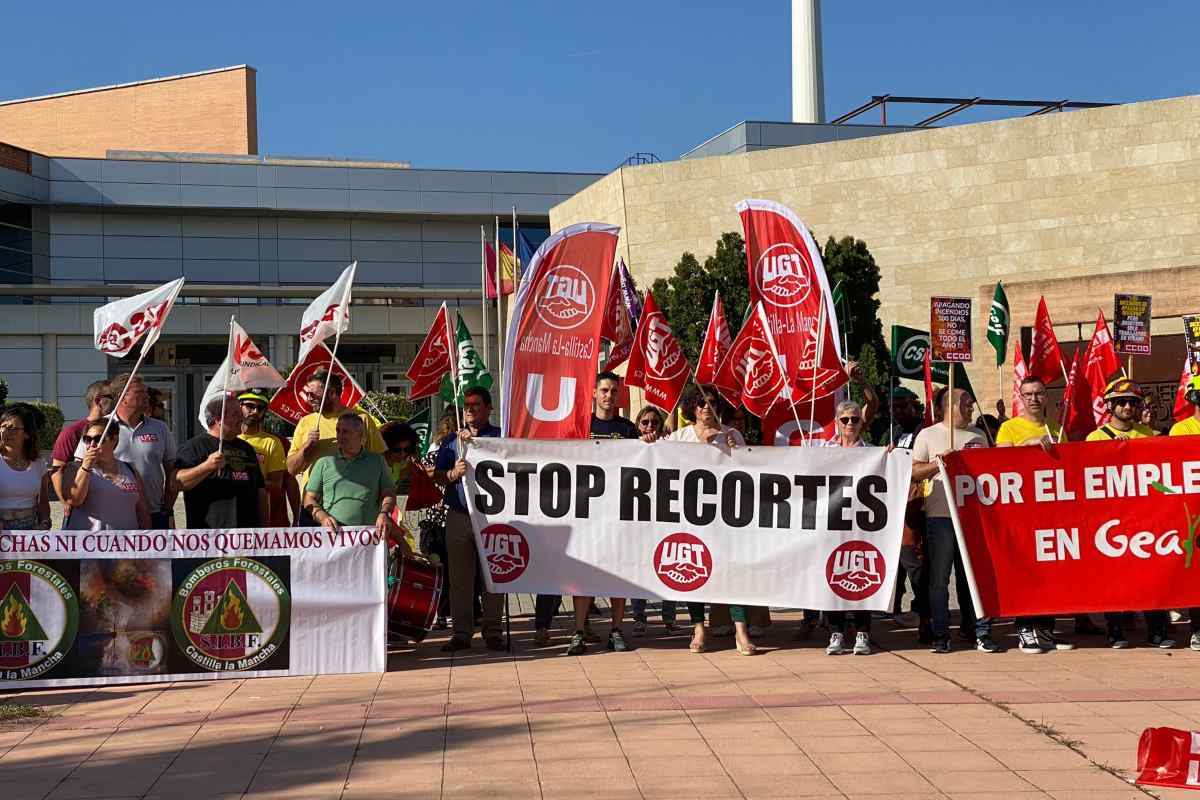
top-left (6, 360), bottom-right (1200, 659)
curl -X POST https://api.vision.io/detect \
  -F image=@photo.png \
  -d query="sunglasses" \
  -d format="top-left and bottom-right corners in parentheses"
top-left (838, 416), bottom-right (862, 425)
top-left (1112, 397), bottom-right (1142, 407)
top-left (638, 418), bottom-right (661, 427)
top-left (389, 446), bottom-right (413, 455)
top-left (81, 434), bottom-right (109, 446)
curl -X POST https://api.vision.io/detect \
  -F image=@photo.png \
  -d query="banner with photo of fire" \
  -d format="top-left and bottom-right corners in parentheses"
top-left (462, 438), bottom-right (912, 609)
top-left (0, 527), bottom-right (385, 689)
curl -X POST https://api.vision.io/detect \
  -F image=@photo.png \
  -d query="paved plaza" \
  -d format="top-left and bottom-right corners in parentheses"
top-left (4, 610), bottom-right (1200, 800)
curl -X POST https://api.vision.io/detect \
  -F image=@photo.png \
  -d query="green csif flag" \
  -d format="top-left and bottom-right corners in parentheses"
top-left (439, 313), bottom-right (493, 404)
top-left (890, 324), bottom-right (976, 397)
top-left (986, 281), bottom-right (1010, 367)
top-left (407, 405), bottom-right (432, 455)
top-left (831, 281), bottom-right (851, 335)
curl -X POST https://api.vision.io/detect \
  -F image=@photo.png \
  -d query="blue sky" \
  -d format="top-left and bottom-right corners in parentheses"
top-left (3, 1), bottom-right (1197, 173)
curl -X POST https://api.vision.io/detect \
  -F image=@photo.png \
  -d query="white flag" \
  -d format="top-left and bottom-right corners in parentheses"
top-left (298, 261), bottom-right (356, 361)
top-left (93, 277), bottom-right (185, 358)
top-left (197, 321), bottom-right (285, 429)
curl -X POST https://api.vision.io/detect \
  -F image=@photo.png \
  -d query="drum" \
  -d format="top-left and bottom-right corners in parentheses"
top-left (386, 552), bottom-right (444, 642)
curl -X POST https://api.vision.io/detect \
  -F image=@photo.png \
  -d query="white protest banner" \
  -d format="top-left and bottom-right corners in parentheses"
top-left (462, 438), bottom-right (911, 610)
top-left (0, 527), bottom-right (385, 689)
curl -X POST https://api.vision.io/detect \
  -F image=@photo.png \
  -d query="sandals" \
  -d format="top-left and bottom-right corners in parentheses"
top-left (689, 637), bottom-right (706, 653)
top-left (736, 640), bottom-right (758, 656)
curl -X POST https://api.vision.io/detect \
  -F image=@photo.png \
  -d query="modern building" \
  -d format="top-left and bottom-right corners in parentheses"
top-left (0, 66), bottom-right (601, 437)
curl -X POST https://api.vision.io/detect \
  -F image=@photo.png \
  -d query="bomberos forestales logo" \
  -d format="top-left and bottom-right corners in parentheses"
top-left (0, 560), bottom-right (79, 680)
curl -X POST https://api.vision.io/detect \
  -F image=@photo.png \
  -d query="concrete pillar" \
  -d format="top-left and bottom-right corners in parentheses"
top-left (41, 333), bottom-right (57, 405)
top-left (791, 0), bottom-right (825, 124)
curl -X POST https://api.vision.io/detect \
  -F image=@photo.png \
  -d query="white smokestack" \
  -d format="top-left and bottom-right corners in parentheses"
top-left (791, 0), bottom-right (825, 123)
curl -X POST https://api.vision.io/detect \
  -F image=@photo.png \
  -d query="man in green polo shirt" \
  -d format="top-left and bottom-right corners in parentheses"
top-left (303, 413), bottom-right (398, 542)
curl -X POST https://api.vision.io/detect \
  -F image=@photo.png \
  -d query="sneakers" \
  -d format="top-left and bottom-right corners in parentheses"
top-left (1018, 629), bottom-right (1044, 654)
top-left (434, 616), bottom-right (448, 630)
top-left (582, 626), bottom-right (601, 644)
top-left (930, 638), bottom-right (951, 654)
top-left (826, 632), bottom-right (845, 655)
top-left (711, 625), bottom-right (734, 637)
top-left (566, 631), bottom-right (587, 656)
top-left (607, 630), bottom-right (632, 652)
top-left (533, 628), bottom-right (551, 646)
top-left (976, 636), bottom-right (1002, 653)
top-left (1040, 630), bottom-right (1075, 651)
top-left (1107, 629), bottom-right (1130, 649)
top-left (1191, 632), bottom-right (1200, 652)
top-left (853, 632), bottom-right (871, 655)
top-left (1148, 632), bottom-right (1176, 649)
top-left (632, 620), bottom-right (646, 637)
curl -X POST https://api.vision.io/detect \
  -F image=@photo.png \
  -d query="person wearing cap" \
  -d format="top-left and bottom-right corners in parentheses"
top-left (175, 394), bottom-right (267, 528)
top-left (1170, 374), bottom-right (1200, 651)
top-left (1086, 378), bottom-right (1173, 648)
top-left (238, 391), bottom-right (289, 526)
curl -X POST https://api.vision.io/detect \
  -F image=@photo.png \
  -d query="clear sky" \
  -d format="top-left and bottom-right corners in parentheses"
top-left (3, 1), bottom-right (1197, 173)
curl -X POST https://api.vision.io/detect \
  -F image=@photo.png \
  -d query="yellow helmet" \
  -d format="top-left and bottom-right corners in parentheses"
top-left (1103, 377), bottom-right (1144, 403)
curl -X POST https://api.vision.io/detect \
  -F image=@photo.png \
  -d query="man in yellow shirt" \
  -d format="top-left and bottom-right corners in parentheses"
top-left (237, 391), bottom-right (289, 526)
top-left (286, 369), bottom-right (385, 525)
top-left (1171, 375), bottom-right (1200, 651)
top-left (1085, 378), bottom-right (1172, 649)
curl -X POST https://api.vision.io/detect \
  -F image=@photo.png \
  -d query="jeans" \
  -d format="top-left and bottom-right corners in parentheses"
top-left (897, 544), bottom-right (930, 621)
top-left (535, 594), bottom-right (561, 629)
top-left (688, 604), bottom-right (745, 625)
top-left (1104, 610), bottom-right (1170, 637)
top-left (828, 610), bottom-right (871, 633)
top-left (925, 517), bottom-right (989, 640)
top-left (631, 599), bottom-right (676, 625)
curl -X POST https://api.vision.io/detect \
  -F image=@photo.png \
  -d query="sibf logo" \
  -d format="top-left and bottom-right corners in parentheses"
top-left (642, 312), bottom-right (686, 380)
top-left (653, 533), bottom-right (712, 592)
top-left (481, 524), bottom-right (529, 583)
top-left (825, 541), bottom-right (885, 602)
top-left (755, 243), bottom-right (813, 309)
top-left (534, 265), bottom-right (596, 330)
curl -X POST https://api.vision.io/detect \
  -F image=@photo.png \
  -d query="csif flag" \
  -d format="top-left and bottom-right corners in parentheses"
top-left (502, 222), bottom-right (618, 439)
top-left (439, 312), bottom-right (493, 403)
top-left (94, 277), bottom-right (185, 358)
top-left (695, 291), bottom-right (733, 385)
top-left (407, 303), bottom-right (454, 401)
top-left (626, 292), bottom-right (691, 412)
top-left (1029, 296), bottom-right (1066, 385)
top-left (267, 342), bottom-right (365, 425)
top-left (986, 281), bottom-right (1010, 367)
top-left (737, 198), bottom-right (846, 404)
top-left (197, 320), bottom-right (285, 428)
top-left (298, 261), bottom-right (356, 361)
top-left (713, 301), bottom-right (789, 418)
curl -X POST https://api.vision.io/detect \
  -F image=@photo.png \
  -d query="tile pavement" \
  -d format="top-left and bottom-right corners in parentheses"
top-left (3, 610), bottom-right (1199, 799)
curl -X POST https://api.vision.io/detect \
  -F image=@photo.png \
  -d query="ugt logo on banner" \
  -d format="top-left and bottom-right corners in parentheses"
top-left (826, 541), bottom-right (886, 601)
top-left (535, 265), bottom-right (596, 330)
top-left (756, 243), bottom-right (814, 308)
top-left (481, 524), bottom-right (529, 584)
top-left (654, 533), bottom-right (712, 592)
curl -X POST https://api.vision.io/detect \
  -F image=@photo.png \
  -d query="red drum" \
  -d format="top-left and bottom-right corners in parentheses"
top-left (387, 552), bottom-right (443, 642)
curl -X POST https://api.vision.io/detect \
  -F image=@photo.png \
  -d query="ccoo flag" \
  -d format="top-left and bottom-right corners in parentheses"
top-left (439, 312), bottom-right (493, 403)
top-left (626, 292), bottom-right (691, 413)
top-left (986, 282), bottom-right (1010, 367)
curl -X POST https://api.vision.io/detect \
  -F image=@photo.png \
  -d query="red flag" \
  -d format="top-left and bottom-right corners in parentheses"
top-left (1175, 359), bottom-right (1195, 423)
top-left (1011, 340), bottom-right (1029, 418)
top-left (762, 397), bottom-right (836, 445)
top-left (1029, 296), bottom-right (1066, 385)
top-left (268, 342), bottom-right (365, 425)
top-left (1059, 348), bottom-right (1085, 440)
top-left (713, 302), bottom-right (788, 418)
top-left (626, 293), bottom-right (690, 413)
top-left (599, 266), bottom-right (635, 370)
top-left (503, 222), bottom-right (618, 439)
top-left (1072, 311), bottom-right (1123, 434)
top-left (483, 243), bottom-right (515, 299)
top-left (403, 462), bottom-right (444, 511)
top-left (1135, 727), bottom-right (1200, 790)
top-left (406, 303), bottom-right (453, 400)
top-left (922, 347), bottom-right (935, 427)
top-left (737, 199), bottom-right (847, 404)
top-left (695, 291), bottom-right (732, 385)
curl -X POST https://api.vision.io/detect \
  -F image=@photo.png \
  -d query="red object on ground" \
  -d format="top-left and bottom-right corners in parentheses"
top-left (1137, 727), bottom-right (1200, 790)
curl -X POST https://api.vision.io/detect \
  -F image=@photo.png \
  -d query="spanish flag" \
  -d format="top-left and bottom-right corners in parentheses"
top-left (484, 242), bottom-right (515, 298)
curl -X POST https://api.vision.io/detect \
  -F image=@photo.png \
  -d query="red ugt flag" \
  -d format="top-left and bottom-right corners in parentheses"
top-left (1029, 296), bottom-right (1065, 385)
top-left (695, 291), bottom-right (732, 386)
top-left (626, 292), bottom-right (690, 413)
top-left (502, 222), bottom-right (618, 439)
top-left (406, 303), bottom-right (453, 400)
top-left (737, 198), bottom-right (846, 404)
top-left (713, 302), bottom-right (788, 418)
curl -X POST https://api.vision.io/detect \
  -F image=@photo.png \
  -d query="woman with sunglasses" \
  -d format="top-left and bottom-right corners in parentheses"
top-left (664, 385), bottom-right (756, 655)
top-left (0, 405), bottom-right (51, 530)
top-left (628, 406), bottom-right (679, 635)
top-left (61, 419), bottom-right (150, 531)
top-left (822, 400), bottom-right (873, 655)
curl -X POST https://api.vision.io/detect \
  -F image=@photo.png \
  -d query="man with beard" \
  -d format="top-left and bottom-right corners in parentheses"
top-left (237, 391), bottom-right (289, 526)
top-left (286, 369), bottom-right (385, 525)
top-left (50, 380), bottom-right (114, 502)
top-left (175, 395), bottom-right (267, 528)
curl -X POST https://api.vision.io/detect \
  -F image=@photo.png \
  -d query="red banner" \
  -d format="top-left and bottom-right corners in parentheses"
top-left (1137, 727), bottom-right (1200, 790)
top-left (626, 292), bottom-right (690, 413)
top-left (268, 343), bottom-right (365, 424)
top-left (406, 303), bottom-right (452, 400)
top-left (713, 302), bottom-right (788, 418)
top-left (737, 199), bottom-right (846, 404)
top-left (695, 291), bottom-right (732, 386)
top-left (502, 222), bottom-right (618, 439)
top-left (942, 437), bottom-right (1200, 617)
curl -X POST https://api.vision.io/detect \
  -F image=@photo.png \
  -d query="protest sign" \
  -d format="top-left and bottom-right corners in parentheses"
top-left (1114, 293), bottom-right (1152, 356)
top-left (930, 297), bottom-right (973, 362)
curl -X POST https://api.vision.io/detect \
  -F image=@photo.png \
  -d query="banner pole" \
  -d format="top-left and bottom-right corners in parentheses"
top-left (937, 460), bottom-right (986, 616)
top-left (480, 226), bottom-right (490, 381)
top-left (888, 356), bottom-right (896, 446)
top-left (512, 205), bottom-right (520, 287)
top-left (948, 362), bottom-right (956, 451)
top-left (495, 216), bottom-right (504, 402)
top-left (317, 328), bottom-right (344, 420)
top-left (218, 314), bottom-right (235, 455)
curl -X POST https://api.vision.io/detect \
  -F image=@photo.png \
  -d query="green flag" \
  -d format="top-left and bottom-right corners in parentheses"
top-left (986, 281), bottom-right (1010, 367)
top-left (407, 405), bottom-right (431, 455)
top-left (439, 313), bottom-right (493, 404)
top-left (890, 324), bottom-right (976, 398)
top-left (831, 280), bottom-right (851, 336)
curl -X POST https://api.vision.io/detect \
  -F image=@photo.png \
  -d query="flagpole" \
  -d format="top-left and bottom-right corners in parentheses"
top-left (479, 226), bottom-right (490, 383)
top-left (948, 363), bottom-right (956, 450)
top-left (494, 216), bottom-right (504, 403)
top-left (99, 346), bottom-right (151, 443)
top-left (512, 205), bottom-right (520, 287)
top-left (806, 301), bottom-right (827, 443)
top-left (217, 314), bottom-right (235, 455)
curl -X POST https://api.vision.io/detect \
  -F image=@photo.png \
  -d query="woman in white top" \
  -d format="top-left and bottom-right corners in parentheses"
top-left (0, 404), bottom-right (50, 530)
top-left (822, 400), bottom-right (872, 655)
top-left (664, 385), bottom-right (755, 655)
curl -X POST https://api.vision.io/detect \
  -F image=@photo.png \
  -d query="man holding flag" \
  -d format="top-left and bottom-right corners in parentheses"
top-left (175, 393), bottom-right (267, 529)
